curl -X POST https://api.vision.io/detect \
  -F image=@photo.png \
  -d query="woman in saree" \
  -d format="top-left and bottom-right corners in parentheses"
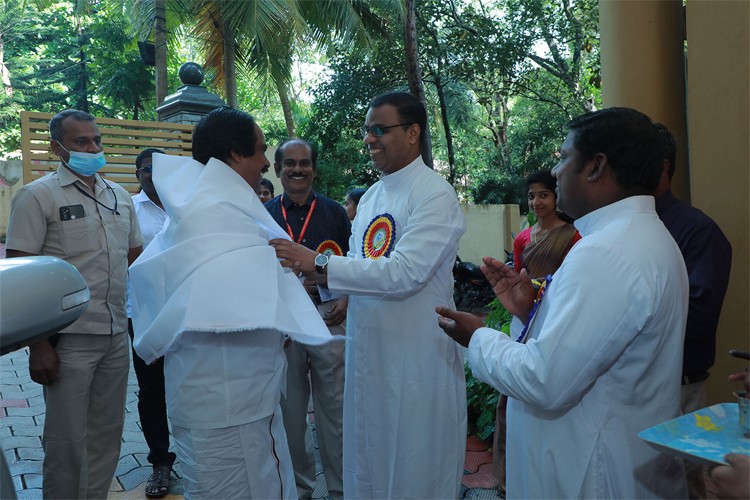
top-left (513, 170), bottom-right (581, 279)
top-left (493, 169), bottom-right (580, 495)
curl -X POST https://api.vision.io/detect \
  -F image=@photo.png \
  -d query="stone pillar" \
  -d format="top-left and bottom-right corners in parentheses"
top-left (156, 62), bottom-right (226, 125)
top-left (598, 0), bottom-right (689, 200)
top-left (685, 0), bottom-right (749, 406)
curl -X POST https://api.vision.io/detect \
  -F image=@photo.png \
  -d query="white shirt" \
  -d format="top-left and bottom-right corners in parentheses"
top-left (469, 196), bottom-right (689, 499)
top-left (126, 190), bottom-right (167, 318)
top-left (327, 157), bottom-right (468, 498)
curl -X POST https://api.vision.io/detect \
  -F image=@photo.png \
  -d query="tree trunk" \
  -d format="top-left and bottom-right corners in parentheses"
top-left (154, 0), bottom-right (168, 107)
top-left (0, 34), bottom-right (12, 96)
top-left (276, 79), bottom-right (296, 137)
top-left (403, 0), bottom-right (432, 167)
top-left (434, 61), bottom-right (455, 183)
top-left (223, 20), bottom-right (237, 108)
top-left (76, 20), bottom-right (89, 112)
top-left (133, 94), bottom-right (140, 120)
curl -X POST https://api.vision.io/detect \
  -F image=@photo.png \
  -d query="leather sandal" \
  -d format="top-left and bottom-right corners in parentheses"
top-left (145, 464), bottom-right (171, 498)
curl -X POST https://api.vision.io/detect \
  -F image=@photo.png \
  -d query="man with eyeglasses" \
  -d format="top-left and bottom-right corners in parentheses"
top-left (5, 109), bottom-right (143, 499)
top-left (265, 138), bottom-right (350, 500)
top-left (126, 148), bottom-right (176, 498)
top-left (271, 92), bottom-right (467, 498)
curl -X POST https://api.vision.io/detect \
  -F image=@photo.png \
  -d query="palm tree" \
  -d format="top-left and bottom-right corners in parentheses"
top-left (154, 0), bottom-right (167, 105)
top-left (193, 0), bottom-right (403, 137)
top-left (121, 0), bottom-right (193, 108)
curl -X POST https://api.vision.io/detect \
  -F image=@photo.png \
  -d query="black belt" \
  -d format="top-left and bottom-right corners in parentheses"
top-left (682, 372), bottom-right (709, 385)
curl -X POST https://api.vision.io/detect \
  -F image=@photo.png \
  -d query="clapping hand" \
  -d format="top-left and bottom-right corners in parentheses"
top-left (480, 256), bottom-right (535, 319)
top-left (436, 306), bottom-right (485, 348)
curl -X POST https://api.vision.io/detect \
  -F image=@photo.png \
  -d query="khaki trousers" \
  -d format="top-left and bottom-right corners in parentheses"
top-left (42, 331), bottom-right (129, 499)
top-left (281, 302), bottom-right (345, 499)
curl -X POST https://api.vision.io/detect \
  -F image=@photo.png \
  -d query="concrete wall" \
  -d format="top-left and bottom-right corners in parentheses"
top-left (0, 161), bottom-right (23, 239)
top-left (458, 204), bottom-right (523, 265)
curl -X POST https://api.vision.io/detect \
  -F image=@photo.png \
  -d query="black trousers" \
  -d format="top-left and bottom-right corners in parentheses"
top-left (128, 319), bottom-right (176, 468)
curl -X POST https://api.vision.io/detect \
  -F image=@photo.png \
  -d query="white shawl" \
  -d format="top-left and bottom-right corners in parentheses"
top-left (130, 154), bottom-right (330, 364)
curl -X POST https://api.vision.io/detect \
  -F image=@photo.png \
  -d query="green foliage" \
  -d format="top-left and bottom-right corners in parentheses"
top-left (87, 10), bottom-right (155, 119)
top-left (304, 36), bottom-right (407, 194)
top-left (485, 298), bottom-right (513, 334)
top-left (465, 297), bottom-right (512, 439)
top-left (0, 0), bottom-right (159, 154)
top-left (4, 0), bottom-right (603, 207)
top-left (1, 0), bottom-right (81, 153)
top-left (465, 363), bottom-right (499, 440)
top-left (469, 165), bottom-right (525, 206)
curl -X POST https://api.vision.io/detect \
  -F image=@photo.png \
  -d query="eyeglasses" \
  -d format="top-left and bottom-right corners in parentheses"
top-left (360, 123), bottom-right (413, 138)
top-left (136, 165), bottom-right (152, 174)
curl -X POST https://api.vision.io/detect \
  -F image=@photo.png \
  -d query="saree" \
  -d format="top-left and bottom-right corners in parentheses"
top-left (521, 223), bottom-right (578, 280)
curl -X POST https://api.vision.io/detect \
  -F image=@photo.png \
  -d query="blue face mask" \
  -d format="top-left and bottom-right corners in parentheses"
top-left (57, 142), bottom-right (106, 176)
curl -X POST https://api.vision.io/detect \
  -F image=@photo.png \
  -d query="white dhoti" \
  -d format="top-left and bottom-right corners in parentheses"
top-left (130, 154), bottom-right (332, 498)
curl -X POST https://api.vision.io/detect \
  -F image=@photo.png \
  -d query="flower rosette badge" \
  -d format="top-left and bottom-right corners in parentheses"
top-left (362, 213), bottom-right (396, 260)
top-left (316, 239), bottom-right (343, 257)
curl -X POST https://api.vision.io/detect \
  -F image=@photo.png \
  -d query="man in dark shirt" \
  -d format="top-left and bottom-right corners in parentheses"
top-left (654, 123), bottom-right (733, 499)
top-left (265, 138), bottom-right (350, 499)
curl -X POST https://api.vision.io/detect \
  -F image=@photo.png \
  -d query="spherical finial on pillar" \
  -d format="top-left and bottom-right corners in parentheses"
top-left (178, 62), bottom-right (204, 86)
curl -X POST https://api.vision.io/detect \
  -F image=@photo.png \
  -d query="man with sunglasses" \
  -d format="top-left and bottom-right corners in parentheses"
top-left (272, 92), bottom-right (467, 498)
top-left (5, 109), bottom-right (143, 499)
top-left (127, 148), bottom-right (176, 498)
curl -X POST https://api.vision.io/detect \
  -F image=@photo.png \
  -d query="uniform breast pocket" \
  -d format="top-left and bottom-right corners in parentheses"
top-left (59, 217), bottom-right (101, 255)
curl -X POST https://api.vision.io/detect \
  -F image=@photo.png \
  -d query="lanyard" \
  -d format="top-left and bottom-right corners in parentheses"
top-left (516, 274), bottom-right (553, 343)
top-left (280, 194), bottom-right (317, 243)
top-left (74, 184), bottom-right (119, 215)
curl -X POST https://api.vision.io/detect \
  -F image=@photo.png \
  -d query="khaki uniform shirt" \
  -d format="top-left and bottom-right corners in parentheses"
top-left (6, 165), bottom-right (143, 335)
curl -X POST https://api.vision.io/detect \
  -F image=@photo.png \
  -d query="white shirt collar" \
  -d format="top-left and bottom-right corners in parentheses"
top-left (574, 195), bottom-right (655, 237)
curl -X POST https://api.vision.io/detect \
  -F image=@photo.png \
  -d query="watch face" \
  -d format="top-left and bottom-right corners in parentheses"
top-left (315, 254), bottom-right (328, 266)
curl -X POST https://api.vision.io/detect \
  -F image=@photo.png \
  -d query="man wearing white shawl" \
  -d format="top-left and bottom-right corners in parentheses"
top-left (129, 108), bottom-right (331, 499)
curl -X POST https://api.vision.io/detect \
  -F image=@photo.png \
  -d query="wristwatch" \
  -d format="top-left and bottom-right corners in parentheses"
top-left (314, 253), bottom-right (329, 274)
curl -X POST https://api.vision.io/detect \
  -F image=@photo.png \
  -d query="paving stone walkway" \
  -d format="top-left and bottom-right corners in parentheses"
top-left (1, 347), bottom-right (499, 499)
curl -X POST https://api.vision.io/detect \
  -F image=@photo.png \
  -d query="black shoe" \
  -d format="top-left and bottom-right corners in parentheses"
top-left (145, 464), bottom-right (171, 498)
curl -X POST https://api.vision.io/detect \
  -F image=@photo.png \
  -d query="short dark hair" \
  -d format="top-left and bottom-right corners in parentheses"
top-left (135, 148), bottom-right (165, 170)
top-left (260, 177), bottom-right (274, 196)
top-left (192, 107), bottom-right (258, 164)
top-left (49, 109), bottom-right (95, 142)
top-left (567, 107), bottom-right (663, 193)
top-left (275, 138), bottom-right (317, 168)
top-left (653, 122), bottom-right (677, 179)
top-left (346, 187), bottom-right (367, 205)
top-left (524, 170), bottom-right (556, 193)
top-left (369, 91), bottom-right (427, 147)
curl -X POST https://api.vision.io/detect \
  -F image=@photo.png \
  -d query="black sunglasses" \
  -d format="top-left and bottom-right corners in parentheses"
top-left (360, 123), bottom-right (413, 138)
